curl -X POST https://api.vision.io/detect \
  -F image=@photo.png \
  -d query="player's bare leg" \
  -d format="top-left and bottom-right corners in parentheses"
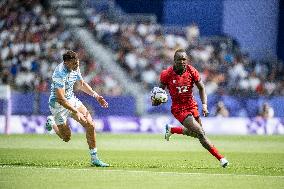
top-left (182, 116), bottom-right (212, 149)
top-left (72, 105), bottom-right (96, 148)
top-left (56, 123), bottom-right (71, 142)
top-left (182, 115), bottom-right (228, 167)
top-left (72, 104), bottom-right (109, 167)
top-left (52, 124), bottom-right (63, 139)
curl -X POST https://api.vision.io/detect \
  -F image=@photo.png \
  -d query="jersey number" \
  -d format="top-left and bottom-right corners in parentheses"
top-left (176, 86), bottom-right (188, 93)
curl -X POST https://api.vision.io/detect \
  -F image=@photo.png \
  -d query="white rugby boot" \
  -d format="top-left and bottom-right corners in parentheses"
top-left (45, 116), bottom-right (55, 131)
top-left (220, 157), bottom-right (229, 168)
top-left (164, 124), bottom-right (172, 141)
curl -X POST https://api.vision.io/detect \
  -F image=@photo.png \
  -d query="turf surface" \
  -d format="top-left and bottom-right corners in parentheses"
top-left (0, 134), bottom-right (283, 189)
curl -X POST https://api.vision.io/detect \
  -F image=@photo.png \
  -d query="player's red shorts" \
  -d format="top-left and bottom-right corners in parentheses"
top-left (171, 105), bottom-right (199, 124)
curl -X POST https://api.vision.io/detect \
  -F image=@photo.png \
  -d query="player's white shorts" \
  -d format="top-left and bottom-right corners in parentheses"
top-left (49, 96), bottom-right (83, 125)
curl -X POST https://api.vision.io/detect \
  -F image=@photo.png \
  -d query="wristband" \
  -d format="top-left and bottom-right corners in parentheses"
top-left (92, 93), bottom-right (99, 98)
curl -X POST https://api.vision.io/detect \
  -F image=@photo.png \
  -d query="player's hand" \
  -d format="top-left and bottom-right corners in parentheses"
top-left (74, 111), bottom-right (87, 122)
top-left (96, 95), bottom-right (109, 108)
top-left (202, 104), bottom-right (209, 117)
top-left (152, 98), bottom-right (162, 106)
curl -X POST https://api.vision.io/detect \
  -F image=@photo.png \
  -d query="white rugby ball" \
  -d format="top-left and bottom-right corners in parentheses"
top-left (151, 87), bottom-right (168, 103)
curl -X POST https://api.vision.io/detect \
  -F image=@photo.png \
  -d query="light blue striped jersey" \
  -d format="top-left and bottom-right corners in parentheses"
top-left (49, 62), bottom-right (83, 107)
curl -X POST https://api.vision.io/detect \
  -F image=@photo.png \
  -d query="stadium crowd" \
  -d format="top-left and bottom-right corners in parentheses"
top-left (0, 0), bottom-right (123, 95)
top-left (88, 8), bottom-right (284, 97)
top-left (1, 0), bottom-right (283, 98)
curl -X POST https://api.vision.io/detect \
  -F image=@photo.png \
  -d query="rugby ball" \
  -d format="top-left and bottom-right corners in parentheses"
top-left (150, 87), bottom-right (168, 103)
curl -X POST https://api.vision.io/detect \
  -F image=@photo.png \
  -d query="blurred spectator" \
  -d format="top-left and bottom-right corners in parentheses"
top-left (259, 102), bottom-right (274, 119)
top-left (186, 22), bottom-right (200, 47)
top-left (214, 101), bottom-right (229, 117)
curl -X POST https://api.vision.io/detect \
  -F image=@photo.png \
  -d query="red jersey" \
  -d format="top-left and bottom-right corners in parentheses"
top-left (160, 65), bottom-right (200, 110)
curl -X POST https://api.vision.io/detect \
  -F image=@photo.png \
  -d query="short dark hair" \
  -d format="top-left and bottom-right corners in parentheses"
top-left (63, 50), bottom-right (78, 62)
top-left (174, 49), bottom-right (187, 59)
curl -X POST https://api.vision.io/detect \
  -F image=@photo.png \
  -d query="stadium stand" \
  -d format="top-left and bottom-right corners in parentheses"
top-left (86, 3), bottom-right (284, 97)
top-left (0, 0), bottom-right (123, 95)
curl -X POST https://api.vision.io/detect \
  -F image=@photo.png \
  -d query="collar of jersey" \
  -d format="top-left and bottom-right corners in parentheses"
top-left (172, 66), bottom-right (187, 76)
top-left (62, 63), bottom-right (71, 73)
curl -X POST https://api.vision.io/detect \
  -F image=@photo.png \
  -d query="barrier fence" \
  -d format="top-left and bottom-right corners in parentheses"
top-left (1, 116), bottom-right (283, 135)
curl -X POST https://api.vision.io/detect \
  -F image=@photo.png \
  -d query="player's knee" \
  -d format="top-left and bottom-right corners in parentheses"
top-left (183, 128), bottom-right (190, 135)
top-left (183, 128), bottom-right (194, 137)
top-left (196, 129), bottom-right (206, 139)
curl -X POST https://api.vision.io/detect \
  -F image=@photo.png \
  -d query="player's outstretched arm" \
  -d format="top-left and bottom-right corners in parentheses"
top-left (195, 80), bottom-right (209, 117)
top-left (76, 80), bottom-right (108, 108)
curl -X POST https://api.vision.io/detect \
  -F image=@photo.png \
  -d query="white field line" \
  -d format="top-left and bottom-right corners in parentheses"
top-left (0, 165), bottom-right (283, 178)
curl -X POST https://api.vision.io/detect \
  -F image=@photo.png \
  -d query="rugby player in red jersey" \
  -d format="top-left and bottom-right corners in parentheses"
top-left (152, 49), bottom-right (229, 168)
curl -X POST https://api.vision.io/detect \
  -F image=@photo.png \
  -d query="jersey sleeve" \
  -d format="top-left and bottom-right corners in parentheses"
top-left (191, 66), bottom-right (200, 83)
top-left (76, 68), bottom-right (83, 81)
top-left (52, 71), bottom-right (65, 89)
top-left (160, 70), bottom-right (169, 85)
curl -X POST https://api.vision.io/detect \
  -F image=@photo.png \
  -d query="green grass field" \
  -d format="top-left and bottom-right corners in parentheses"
top-left (0, 134), bottom-right (283, 189)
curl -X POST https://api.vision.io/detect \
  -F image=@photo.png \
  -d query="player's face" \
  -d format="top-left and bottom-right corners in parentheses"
top-left (174, 52), bottom-right (187, 72)
top-left (66, 59), bottom-right (80, 71)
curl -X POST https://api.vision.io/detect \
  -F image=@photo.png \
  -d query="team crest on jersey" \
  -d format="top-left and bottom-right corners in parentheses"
top-left (173, 80), bottom-right (176, 83)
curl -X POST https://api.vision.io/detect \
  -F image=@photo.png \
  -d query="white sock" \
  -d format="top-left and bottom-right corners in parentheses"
top-left (90, 148), bottom-right (97, 157)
